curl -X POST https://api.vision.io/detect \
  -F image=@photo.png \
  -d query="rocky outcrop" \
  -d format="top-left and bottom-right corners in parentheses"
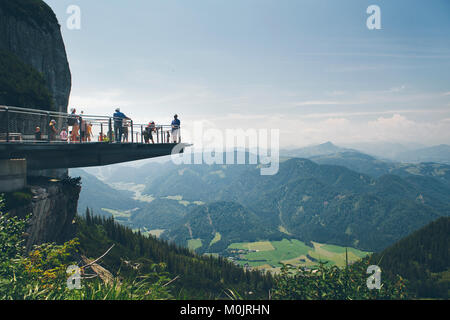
top-left (0, 2), bottom-right (78, 246)
top-left (0, 1), bottom-right (71, 178)
top-left (0, 1), bottom-right (71, 112)
top-left (7, 177), bottom-right (81, 250)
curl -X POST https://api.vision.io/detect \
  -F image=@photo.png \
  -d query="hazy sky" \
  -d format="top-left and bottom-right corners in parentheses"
top-left (44, 0), bottom-right (450, 148)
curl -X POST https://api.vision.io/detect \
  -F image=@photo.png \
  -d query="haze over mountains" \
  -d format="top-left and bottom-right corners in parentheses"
top-left (283, 141), bottom-right (450, 164)
top-left (73, 141), bottom-right (450, 256)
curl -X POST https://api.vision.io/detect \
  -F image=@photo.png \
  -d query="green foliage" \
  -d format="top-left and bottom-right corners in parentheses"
top-left (372, 217), bottom-right (450, 299)
top-left (0, 198), bottom-right (174, 300)
top-left (77, 208), bottom-right (274, 299)
top-left (61, 277), bottom-right (173, 300)
top-left (0, 50), bottom-right (53, 110)
top-left (2, 189), bottom-right (32, 213)
top-left (0, 198), bottom-right (27, 265)
top-left (271, 259), bottom-right (409, 300)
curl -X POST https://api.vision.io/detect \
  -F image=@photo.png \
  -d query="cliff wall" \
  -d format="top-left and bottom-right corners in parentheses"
top-left (0, 1), bottom-right (77, 246)
top-left (6, 177), bottom-right (81, 249)
top-left (0, 0), bottom-right (71, 112)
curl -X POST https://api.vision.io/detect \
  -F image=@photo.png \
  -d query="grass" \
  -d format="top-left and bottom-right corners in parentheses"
top-left (278, 225), bottom-right (292, 235)
top-left (164, 195), bottom-right (204, 207)
top-left (149, 229), bottom-right (165, 238)
top-left (321, 243), bottom-right (370, 258)
top-left (209, 232), bottom-right (222, 247)
top-left (101, 208), bottom-right (132, 219)
top-left (227, 239), bottom-right (370, 272)
top-left (187, 239), bottom-right (203, 251)
top-left (229, 241), bottom-right (274, 251)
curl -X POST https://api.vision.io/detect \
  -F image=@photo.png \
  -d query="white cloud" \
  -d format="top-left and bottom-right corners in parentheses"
top-left (179, 112), bottom-right (450, 148)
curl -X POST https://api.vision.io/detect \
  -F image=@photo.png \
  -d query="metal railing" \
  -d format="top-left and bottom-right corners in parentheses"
top-left (0, 105), bottom-right (180, 144)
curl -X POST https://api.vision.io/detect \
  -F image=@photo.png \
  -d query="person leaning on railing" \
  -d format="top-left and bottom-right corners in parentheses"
top-left (113, 108), bottom-right (130, 143)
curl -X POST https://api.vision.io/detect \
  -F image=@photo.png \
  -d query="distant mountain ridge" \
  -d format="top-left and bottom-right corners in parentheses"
top-left (283, 141), bottom-right (450, 164)
top-left (394, 144), bottom-right (450, 164)
top-left (281, 142), bottom-right (357, 158)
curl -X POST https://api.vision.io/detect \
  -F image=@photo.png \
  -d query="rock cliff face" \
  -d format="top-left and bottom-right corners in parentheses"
top-left (0, 1), bottom-right (71, 178)
top-left (0, 1), bottom-right (71, 112)
top-left (1, 1), bottom-right (78, 246)
top-left (7, 178), bottom-right (81, 249)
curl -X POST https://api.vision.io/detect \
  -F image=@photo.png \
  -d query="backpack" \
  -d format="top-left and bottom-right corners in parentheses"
top-left (67, 115), bottom-right (77, 126)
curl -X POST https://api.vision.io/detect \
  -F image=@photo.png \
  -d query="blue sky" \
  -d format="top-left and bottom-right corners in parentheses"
top-left (44, 0), bottom-right (450, 148)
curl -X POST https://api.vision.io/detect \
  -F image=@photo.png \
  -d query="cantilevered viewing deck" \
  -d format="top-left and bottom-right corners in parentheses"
top-left (0, 105), bottom-right (189, 171)
top-left (0, 142), bottom-right (188, 170)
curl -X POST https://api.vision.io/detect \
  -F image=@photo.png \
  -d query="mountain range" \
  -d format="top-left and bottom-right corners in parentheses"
top-left (72, 143), bottom-right (450, 254)
top-left (284, 142), bottom-right (450, 164)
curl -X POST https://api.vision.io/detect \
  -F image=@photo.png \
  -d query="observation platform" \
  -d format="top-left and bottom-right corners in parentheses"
top-left (0, 105), bottom-right (189, 191)
top-left (0, 142), bottom-right (189, 171)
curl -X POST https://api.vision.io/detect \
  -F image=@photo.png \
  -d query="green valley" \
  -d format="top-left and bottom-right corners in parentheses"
top-left (226, 239), bottom-right (370, 272)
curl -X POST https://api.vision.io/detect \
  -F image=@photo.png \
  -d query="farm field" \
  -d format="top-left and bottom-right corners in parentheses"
top-left (227, 239), bottom-right (370, 272)
top-left (188, 238), bottom-right (203, 251)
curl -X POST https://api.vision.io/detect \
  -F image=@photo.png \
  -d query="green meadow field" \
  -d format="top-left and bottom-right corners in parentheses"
top-left (227, 239), bottom-right (370, 272)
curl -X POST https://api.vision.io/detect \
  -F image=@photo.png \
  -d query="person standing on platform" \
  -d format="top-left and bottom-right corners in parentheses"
top-left (113, 108), bottom-right (130, 143)
top-left (171, 114), bottom-right (180, 143)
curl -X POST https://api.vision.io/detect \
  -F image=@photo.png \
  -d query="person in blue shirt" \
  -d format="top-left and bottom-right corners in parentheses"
top-left (171, 114), bottom-right (181, 143)
top-left (113, 108), bottom-right (130, 142)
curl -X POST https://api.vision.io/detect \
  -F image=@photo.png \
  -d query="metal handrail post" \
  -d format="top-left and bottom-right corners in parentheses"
top-left (5, 107), bottom-right (9, 143)
top-left (108, 117), bottom-right (112, 143)
top-left (47, 112), bottom-right (51, 142)
top-left (131, 120), bottom-right (134, 143)
top-left (79, 116), bottom-right (83, 143)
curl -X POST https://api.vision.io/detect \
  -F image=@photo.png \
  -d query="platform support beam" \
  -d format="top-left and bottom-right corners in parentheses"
top-left (0, 159), bottom-right (27, 192)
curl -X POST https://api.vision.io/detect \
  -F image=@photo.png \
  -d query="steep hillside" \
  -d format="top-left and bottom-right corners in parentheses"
top-left (77, 211), bottom-right (274, 299)
top-left (309, 151), bottom-right (393, 178)
top-left (372, 217), bottom-right (449, 299)
top-left (164, 201), bottom-right (282, 254)
top-left (71, 169), bottom-right (137, 215)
